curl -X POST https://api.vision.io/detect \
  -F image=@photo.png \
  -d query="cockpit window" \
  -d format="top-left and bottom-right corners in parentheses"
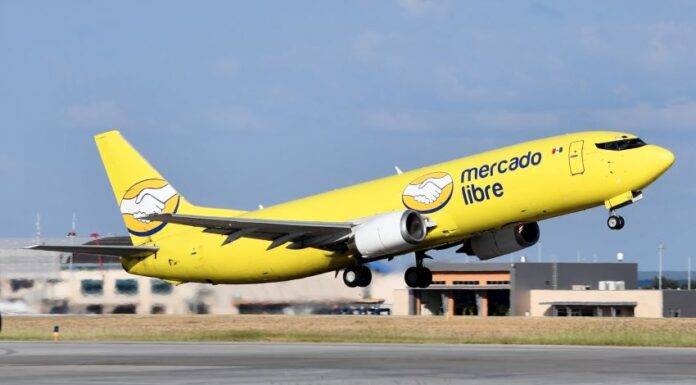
top-left (595, 138), bottom-right (647, 151)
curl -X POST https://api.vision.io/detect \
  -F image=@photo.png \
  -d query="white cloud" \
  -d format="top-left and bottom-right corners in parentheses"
top-left (67, 101), bottom-right (125, 128)
top-left (365, 109), bottom-right (561, 133)
top-left (578, 23), bottom-right (696, 73)
top-left (593, 101), bottom-right (696, 131)
top-left (432, 67), bottom-right (519, 103)
top-left (433, 67), bottom-right (491, 101)
top-left (643, 23), bottom-right (692, 71)
top-left (365, 111), bottom-right (429, 133)
top-left (395, 0), bottom-right (435, 16)
top-left (367, 101), bottom-right (696, 136)
top-left (468, 110), bottom-right (560, 132)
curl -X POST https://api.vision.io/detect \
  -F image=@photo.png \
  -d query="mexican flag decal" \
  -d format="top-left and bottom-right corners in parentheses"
top-left (551, 146), bottom-right (563, 154)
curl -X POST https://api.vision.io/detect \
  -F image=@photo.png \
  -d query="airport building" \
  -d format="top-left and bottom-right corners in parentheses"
top-left (3, 237), bottom-right (696, 318)
top-left (0, 237), bottom-right (396, 315)
top-left (393, 262), bottom-right (696, 318)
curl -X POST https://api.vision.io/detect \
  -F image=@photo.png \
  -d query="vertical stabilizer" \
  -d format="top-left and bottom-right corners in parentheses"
top-left (95, 131), bottom-right (189, 244)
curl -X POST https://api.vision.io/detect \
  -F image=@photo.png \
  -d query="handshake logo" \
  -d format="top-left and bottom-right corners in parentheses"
top-left (402, 172), bottom-right (454, 213)
top-left (120, 179), bottom-right (180, 236)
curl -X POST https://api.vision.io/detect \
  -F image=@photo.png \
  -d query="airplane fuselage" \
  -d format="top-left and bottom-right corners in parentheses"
top-left (122, 131), bottom-right (674, 284)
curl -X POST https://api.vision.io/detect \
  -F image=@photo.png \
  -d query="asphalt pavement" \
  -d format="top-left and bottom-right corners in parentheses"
top-left (1, 342), bottom-right (695, 384)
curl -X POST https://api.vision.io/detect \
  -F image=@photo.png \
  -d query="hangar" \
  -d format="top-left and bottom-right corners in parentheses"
top-left (393, 262), bottom-right (696, 318)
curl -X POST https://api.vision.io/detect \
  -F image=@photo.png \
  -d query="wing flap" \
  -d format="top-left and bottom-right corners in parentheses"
top-left (28, 245), bottom-right (159, 258)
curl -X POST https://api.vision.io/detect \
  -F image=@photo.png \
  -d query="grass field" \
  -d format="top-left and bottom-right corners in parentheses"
top-left (2, 315), bottom-right (696, 347)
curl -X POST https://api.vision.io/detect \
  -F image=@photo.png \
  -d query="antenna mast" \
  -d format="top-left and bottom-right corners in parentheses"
top-left (35, 213), bottom-right (41, 244)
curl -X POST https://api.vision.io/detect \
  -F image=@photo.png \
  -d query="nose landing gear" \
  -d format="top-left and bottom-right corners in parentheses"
top-left (607, 211), bottom-right (625, 230)
top-left (404, 251), bottom-right (433, 288)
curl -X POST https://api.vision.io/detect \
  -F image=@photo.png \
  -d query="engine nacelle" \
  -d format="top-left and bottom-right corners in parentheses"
top-left (460, 222), bottom-right (540, 260)
top-left (353, 210), bottom-right (427, 258)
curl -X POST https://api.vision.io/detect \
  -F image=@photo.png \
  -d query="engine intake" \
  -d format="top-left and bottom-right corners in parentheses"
top-left (459, 222), bottom-right (540, 260)
top-left (353, 210), bottom-right (427, 258)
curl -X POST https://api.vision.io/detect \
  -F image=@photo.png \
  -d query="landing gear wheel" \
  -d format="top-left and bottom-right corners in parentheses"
top-left (343, 265), bottom-right (372, 288)
top-left (343, 267), bottom-right (360, 288)
top-left (417, 267), bottom-right (432, 288)
top-left (405, 251), bottom-right (434, 288)
top-left (404, 266), bottom-right (433, 288)
top-left (357, 266), bottom-right (372, 287)
top-left (405, 267), bottom-right (420, 288)
top-left (607, 215), bottom-right (625, 230)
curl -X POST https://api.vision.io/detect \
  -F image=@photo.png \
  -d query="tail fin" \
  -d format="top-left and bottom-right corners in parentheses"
top-left (95, 131), bottom-right (239, 244)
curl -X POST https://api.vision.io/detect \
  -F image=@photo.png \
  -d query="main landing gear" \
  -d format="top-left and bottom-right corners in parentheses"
top-left (607, 210), bottom-right (625, 230)
top-left (343, 265), bottom-right (372, 287)
top-left (404, 251), bottom-right (433, 288)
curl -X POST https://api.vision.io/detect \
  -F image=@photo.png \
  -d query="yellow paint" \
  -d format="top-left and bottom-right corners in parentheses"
top-left (95, 131), bottom-right (674, 284)
top-left (604, 191), bottom-right (636, 210)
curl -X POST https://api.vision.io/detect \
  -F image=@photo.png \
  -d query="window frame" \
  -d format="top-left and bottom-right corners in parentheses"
top-left (595, 138), bottom-right (647, 151)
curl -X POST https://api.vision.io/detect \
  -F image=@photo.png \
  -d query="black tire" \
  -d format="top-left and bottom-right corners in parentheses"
top-left (357, 266), bottom-right (372, 287)
top-left (617, 216), bottom-right (625, 230)
top-left (343, 267), bottom-right (359, 288)
top-left (404, 267), bottom-right (420, 288)
top-left (607, 215), bottom-right (620, 230)
top-left (417, 267), bottom-right (433, 288)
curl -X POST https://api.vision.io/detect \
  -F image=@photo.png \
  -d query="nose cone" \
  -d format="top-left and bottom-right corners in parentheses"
top-left (643, 146), bottom-right (675, 185)
top-left (655, 146), bottom-right (675, 172)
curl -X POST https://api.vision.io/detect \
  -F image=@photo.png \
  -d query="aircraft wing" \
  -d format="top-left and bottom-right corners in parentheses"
top-left (145, 213), bottom-right (353, 251)
top-left (27, 245), bottom-right (159, 258)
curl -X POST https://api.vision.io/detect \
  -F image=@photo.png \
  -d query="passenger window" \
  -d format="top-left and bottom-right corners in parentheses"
top-left (595, 138), bottom-right (646, 151)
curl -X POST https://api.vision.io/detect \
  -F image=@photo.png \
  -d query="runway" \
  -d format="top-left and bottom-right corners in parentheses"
top-left (1, 342), bottom-right (695, 384)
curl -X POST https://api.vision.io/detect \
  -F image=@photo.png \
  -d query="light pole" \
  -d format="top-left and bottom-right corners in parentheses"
top-left (689, 256), bottom-right (692, 291)
top-left (658, 243), bottom-right (664, 290)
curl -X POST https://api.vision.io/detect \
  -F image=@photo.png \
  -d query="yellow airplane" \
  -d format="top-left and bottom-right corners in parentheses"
top-left (33, 130), bottom-right (674, 288)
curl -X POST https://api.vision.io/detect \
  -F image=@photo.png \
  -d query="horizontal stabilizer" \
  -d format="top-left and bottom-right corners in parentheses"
top-left (27, 244), bottom-right (158, 258)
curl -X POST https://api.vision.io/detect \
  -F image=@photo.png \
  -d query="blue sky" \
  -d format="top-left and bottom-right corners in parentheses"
top-left (1, 1), bottom-right (694, 270)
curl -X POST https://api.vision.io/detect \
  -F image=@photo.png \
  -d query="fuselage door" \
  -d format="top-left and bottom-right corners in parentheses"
top-left (569, 140), bottom-right (585, 175)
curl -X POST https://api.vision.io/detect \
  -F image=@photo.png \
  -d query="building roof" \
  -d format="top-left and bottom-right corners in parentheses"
top-left (540, 301), bottom-right (638, 307)
top-left (429, 262), bottom-right (513, 272)
top-left (417, 285), bottom-right (511, 291)
top-left (429, 261), bottom-right (638, 272)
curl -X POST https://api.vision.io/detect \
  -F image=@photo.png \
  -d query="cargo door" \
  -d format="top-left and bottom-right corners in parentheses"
top-left (568, 140), bottom-right (585, 175)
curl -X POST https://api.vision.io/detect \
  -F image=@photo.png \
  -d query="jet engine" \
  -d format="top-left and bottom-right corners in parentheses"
top-left (352, 210), bottom-right (427, 258)
top-left (459, 222), bottom-right (540, 260)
